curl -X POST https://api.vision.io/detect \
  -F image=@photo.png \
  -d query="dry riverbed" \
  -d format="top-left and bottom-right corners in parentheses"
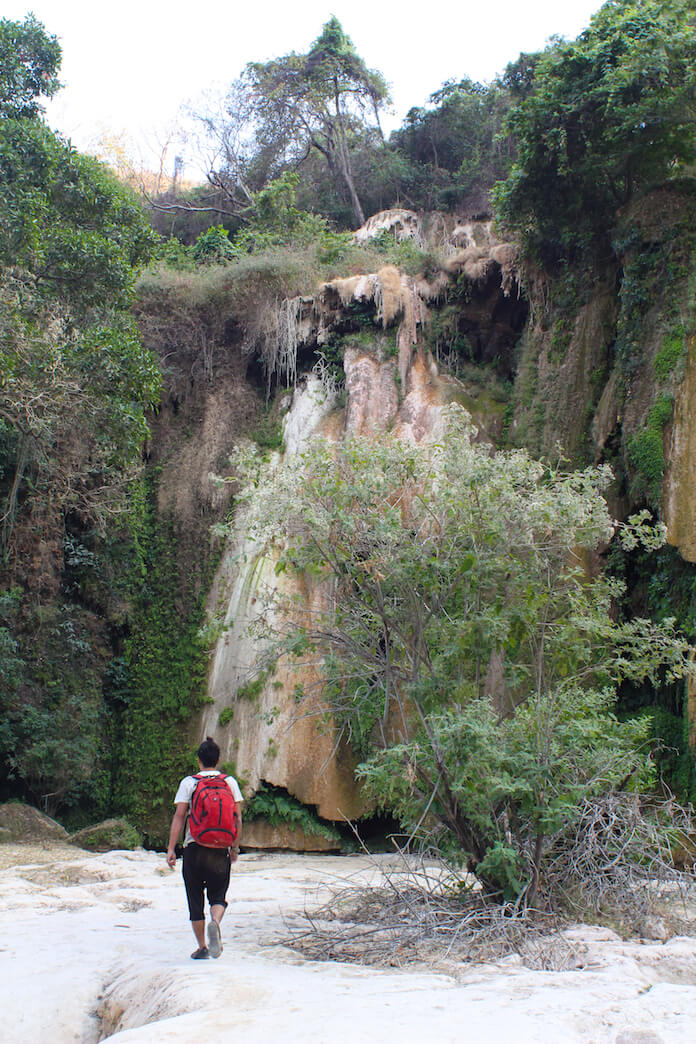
top-left (0, 842), bottom-right (694, 1043)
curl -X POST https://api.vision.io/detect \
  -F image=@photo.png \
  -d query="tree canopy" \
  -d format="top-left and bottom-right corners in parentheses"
top-left (239, 18), bottom-right (390, 227)
top-left (392, 79), bottom-right (514, 212)
top-left (235, 408), bottom-right (692, 903)
top-left (495, 0), bottom-right (696, 260)
top-left (0, 15), bottom-right (160, 812)
top-left (0, 13), bottom-right (61, 120)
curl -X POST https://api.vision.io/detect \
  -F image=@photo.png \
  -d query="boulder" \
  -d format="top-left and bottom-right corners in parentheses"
top-left (242, 819), bottom-right (341, 852)
top-left (70, 818), bottom-right (140, 852)
top-left (0, 802), bottom-right (69, 843)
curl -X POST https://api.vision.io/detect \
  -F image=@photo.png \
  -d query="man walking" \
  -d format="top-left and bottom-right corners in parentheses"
top-left (166, 736), bottom-right (243, 959)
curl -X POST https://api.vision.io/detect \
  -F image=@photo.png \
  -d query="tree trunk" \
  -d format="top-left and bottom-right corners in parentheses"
top-left (333, 126), bottom-right (364, 227)
top-left (329, 82), bottom-right (365, 228)
top-left (1, 432), bottom-right (30, 562)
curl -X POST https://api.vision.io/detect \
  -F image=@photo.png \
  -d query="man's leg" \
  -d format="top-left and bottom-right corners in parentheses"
top-left (203, 848), bottom-right (231, 958)
top-left (191, 919), bottom-right (206, 948)
top-left (210, 903), bottom-right (226, 926)
top-left (182, 845), bottom-right (209, 958)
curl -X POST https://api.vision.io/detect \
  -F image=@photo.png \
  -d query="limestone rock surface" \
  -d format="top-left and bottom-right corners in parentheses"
top-left (197, 225), bottom-right (523, 835)
top-left (664, 335), bottom-right (696, 562)
top-left (242, 819), bottom-right (341, 852)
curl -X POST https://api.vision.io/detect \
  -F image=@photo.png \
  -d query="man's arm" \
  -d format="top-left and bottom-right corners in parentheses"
top-left (166, 802), bottom-right (188, 868)
top-left (231, 800), bottom-right (242, 862)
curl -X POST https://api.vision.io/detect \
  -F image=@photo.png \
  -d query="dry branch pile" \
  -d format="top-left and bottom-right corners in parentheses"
top-left (285, 795), bottom-right (696, 972)
top-left (287, 851), bottom-right (577, 971)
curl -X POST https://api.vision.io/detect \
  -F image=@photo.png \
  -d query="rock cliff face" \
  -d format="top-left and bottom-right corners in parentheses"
top-left (202, 375), bottom-right (362, 820)
top-left (511, 277), bottom-right (617, 466)
top-left (151, 203), bottom-right (696, 829)
top-left (501, 185), bottom-right (696, 767)
top-left (665, 334), bottom-right (696, 563)
top-left (194, 214), bottom-right (523, 821)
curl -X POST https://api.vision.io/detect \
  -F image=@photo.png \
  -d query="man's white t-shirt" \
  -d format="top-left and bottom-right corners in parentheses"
top-left (174, 769), bottom-right (243, 846)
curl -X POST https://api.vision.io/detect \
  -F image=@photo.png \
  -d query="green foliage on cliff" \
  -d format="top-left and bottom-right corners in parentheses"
top-left (0, 15), bottom-right (162, 819)
top-left (654, 327), bottom-right (686, 381)
top-left (0, 14), bottom-right (159, 567)
top-left (626, 395), bottom-right (674, 506)
top-left (110, 477), bottom-right (214, 839)
top-left (610, 540), bottom-right (696, 803)
top-left (246, 783), bottom-right (342, 841)
top-left (495, 0), bottom-right (696, 262)
top-left (0, 584), bottom-right (109, 816)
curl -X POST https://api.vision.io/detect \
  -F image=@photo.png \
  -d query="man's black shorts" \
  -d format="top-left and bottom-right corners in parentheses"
top-left (182, 842), bottom-right (231, 921)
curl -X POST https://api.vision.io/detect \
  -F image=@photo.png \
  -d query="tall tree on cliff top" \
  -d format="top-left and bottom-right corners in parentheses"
top-left (495, 0), bottom-right (696, 261)
top-left (244, 17), bottom-right (390, 227)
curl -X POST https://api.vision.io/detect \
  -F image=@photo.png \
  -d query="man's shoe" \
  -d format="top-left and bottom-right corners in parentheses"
top-left (191, 946), bottom-right (209, 959)
top-left (207, 920), bottom-right (222, 958)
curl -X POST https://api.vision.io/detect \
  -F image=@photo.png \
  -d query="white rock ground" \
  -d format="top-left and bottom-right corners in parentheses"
top-left (0, 844), bottom-right (694, 1043)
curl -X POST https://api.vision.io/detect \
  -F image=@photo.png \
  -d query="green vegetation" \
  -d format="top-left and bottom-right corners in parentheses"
top-left (246, 783), bottom-right (342, 842)
top-left (367, 229), bottom-right (435, 277)
top-left (5, 4), bottom-right (696, 865)
top-left (70, 817), bottom-right (140, 852)
top-left (0, 15), bottom-right (160, 818)
top-left (236, 665), bottom-right (275, 703)
top-left (0, 587), bottom-right (106, 815)
top-left (626, 395), bottom-right (674, 506)
top-left (495, 0), bottom-right (696, 264)
top-left (549, 317), bottom-right (573, 361)
top-left (235, 408), bottom-right (691, 904)
top-left (240, 18), bottom-right (390, 228)
top-left (111, 480), bottom-right (215, 839)
top-left (251, 407), bottom-right (284, 452)
top-left (191, 224), bottom-right (236, 264)
top-left (610, 540), bottom-right (696, 804)
top-left (0, 14), bottom-right (60, 119)
top-left (391, 77), bottom-right (514, 212)
top-left (654, 328), bottom-right (686, 381)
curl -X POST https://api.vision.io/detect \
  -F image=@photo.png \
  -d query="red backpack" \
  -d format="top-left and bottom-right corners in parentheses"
top-left (189, 773), bottom-right (239, 848)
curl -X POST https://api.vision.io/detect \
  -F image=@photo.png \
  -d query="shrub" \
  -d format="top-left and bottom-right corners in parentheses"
top-left (232, 405), bottom-right (692, 905)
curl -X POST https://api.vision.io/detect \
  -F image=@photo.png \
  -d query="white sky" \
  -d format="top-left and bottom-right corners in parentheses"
top-left (4, 1), bottom-right (604, 174)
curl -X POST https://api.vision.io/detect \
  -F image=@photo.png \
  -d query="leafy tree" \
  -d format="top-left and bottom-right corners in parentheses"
top-left (0, 14), bottom-right (61, 119)
top-left (0, 30), bottom-right (159, 561)
top-left (0, 119), bottom-right (156, 312)
top-left (244, 17), bottom-right (390, 227)
top-left (391, 79), bottom-right (515, 211)
top-left (495, 0), bottom-right (696, 260)
top-left (0, 122), bottom-right (160, 562)
top-left (234, 407), bottom-right (692, 903)
top-left (0, 15), bottom-right (161, 814)
top-left (181, 176), bottom-right (332, 261)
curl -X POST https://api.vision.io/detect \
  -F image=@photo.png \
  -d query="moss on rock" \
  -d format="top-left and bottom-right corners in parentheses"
top-left (70, 818), bottom-right (140, 852)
